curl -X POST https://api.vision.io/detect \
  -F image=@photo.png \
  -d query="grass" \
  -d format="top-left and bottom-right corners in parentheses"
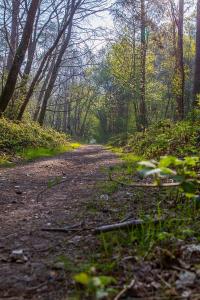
top-left (0, 157), bottom-right (15, 168)
top-left (19, 143), bottom-right (80, 161)
top-left (0, 117), bottom-right (81, 165)
top-left (62, 196), bottom-right (200, 299)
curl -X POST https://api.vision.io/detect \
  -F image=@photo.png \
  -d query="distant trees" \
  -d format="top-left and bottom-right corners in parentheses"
top-left (0, 0), bottom-right (199, 142)
top-left (0, 0), bottom-right (109, 130)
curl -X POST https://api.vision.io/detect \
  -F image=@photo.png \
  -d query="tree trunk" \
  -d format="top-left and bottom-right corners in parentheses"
top-left (6, 0), bottom-right (20, 71)
top-left (176, 0), bottom-right (185, 120)
top-left (38, 21), bottom-right (73, 126)
top-left (138, 0), bottom-right (148, 131)
top-left (0, 0), bottom-right (40, 115)
top-left (16, 0), bottom-right (81, 121)
top-left (33, 57), bottom-right (56, 121)
top-left (193, 0), bottom-right (200, 106)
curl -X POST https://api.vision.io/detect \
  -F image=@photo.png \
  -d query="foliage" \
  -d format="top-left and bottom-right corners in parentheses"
top-left (110, 120), bottom-right (200, 158)
top-left (0, 118), bottom-right (78, 164)
top-left (74, 272), bottom-right (115, 300)
top-left (138, 156), bottom-right (200, 198)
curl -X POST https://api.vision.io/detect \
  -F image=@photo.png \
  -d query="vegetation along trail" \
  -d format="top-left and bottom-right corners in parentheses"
top-left (0, 145), bottom-right (119, 300)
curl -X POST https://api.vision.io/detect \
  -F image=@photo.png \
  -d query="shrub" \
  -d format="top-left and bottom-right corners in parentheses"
top-left (0, 118), bottom-right (74, 162)
top-left (110, 120), bottom-right (200, 158)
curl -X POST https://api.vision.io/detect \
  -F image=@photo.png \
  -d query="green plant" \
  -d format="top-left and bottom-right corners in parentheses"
top-left (109, 120), bottom-right (200, 158)
top-left (0, 118), bottom-right (80, 164)
top-left (74, 272), bottom-right (116, 299)
top-left (138, 155), bottom-right (200, 199)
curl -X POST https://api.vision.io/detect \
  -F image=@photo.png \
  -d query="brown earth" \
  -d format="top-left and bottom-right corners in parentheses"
top-left (0, 145), bottom-right (119, 300)
top-left (1, 145), bottom-right (200, 300)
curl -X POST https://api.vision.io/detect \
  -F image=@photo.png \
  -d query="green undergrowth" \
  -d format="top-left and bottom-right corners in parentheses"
top-left (20, 143), bottom-right (80, 161)
top-left (0, 118), bottom-right (80, 165)
top-left (87, 120), bottom-right (200, 299)
top-left (99, 200), bottom-right (199, 259)
top-left (59, 191), bottom-right (200, 299)
top-left (109, 120), bottom-right (200, 159)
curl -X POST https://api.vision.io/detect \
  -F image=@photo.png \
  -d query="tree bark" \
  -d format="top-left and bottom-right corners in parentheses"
top-left (138, 0), bottom-right (148, 130)
top-left (6, 0), bottom-right (20, 71)
top-left (0, 0), bottom-right (40, 115)
top-left (176, 0), bottom-right (185, 120)
top-left (193, 0), bottom-right (200, 106)
top-left (33, 57), bottom-right (56, 121)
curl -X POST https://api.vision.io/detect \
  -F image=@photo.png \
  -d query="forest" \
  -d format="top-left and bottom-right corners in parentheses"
top-left (0, 0), bottom-right (200, 299)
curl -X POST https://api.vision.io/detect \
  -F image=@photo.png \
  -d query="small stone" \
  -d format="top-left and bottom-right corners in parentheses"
top-left (10, 249), bottom-right (28, 263)
top-left (176, 271), bottom-right (196, 289)
top-left (100, 194), bottom-right (109, 201)
top-left (151, 281), bottom-right (161, 289)
top-left (181, 290), bottom-right (192, 299)
top-left (12, 249), bottom-right (23, 255)
top-left (68, 235), bottom-right (82, 244)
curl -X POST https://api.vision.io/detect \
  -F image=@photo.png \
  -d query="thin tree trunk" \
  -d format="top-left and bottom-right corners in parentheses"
top-left (6, 0), bottom-right (20, 71)
top-left (33, 57), bottom-right (56, 121)
top-left (176, 0), bottom-right (185, 120)
top-left (17, 0), bottom-right (81, 121)
top-left (193, 0), bottom-right (200, 106)
top-left (0, 0), bottom-right (40, 115)
top-left (138, 0), bottom-right (148, 131)
top-left (38, 21), bottom-right (73, 125)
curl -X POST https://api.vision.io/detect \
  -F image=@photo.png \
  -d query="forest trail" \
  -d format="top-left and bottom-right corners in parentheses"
top-left (0, 145), bottom-right (119, 300)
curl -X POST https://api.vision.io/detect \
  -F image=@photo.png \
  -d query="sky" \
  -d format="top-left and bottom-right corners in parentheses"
top-left (86, 2), bottom-right (115, 51)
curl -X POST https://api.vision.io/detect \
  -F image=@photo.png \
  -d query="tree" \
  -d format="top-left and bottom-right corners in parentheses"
top-left (176, 0), bottom-right (185, 120)
top-left (0, 0), bottom-right (40, 115)
top-left (6, 0), bottom-right (20, 71)
top-left (193, 0), bottom-right (200, 106)
top-left (139, 0), bottom-right (148, 130)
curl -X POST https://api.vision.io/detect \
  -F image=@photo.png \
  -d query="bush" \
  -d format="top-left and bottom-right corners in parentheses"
top-left (125, 121), bottom-right (200, 158)
top-left (109, 120), bottom-right (200, 158)
top-left (0, 118), bottom-right (73, 162)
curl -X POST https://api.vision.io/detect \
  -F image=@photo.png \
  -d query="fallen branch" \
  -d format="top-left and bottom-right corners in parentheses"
top-left (109, 173), bottom-right (180, 188)
top-left (94, 218), bottom-right (164, 234)
top-left (114, 279), bottom-right (136, 300)
top-left (26, 282), bottom-right (48, 291)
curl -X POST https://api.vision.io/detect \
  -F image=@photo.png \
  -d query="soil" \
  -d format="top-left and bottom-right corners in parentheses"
top-left (1, 145), bottom-right (200, 300)
top-left (0, 145), bottom-right (119, 300)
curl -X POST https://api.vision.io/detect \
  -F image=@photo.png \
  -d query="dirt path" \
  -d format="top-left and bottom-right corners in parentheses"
top-left (0, 145), bottom-right (119, 300)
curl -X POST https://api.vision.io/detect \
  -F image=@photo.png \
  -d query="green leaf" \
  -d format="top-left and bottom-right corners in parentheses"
top-left (98, 276), bottom-right (116, 287)
top-left (143, 168), bottom-right (162, 177)
top-left (184, 156), bottom-right (199, 166)
top-left (160, 167), bottom-right (177, 176)
top-left (138, 160), bottom-right (157, 168)
top-left (181, 181), bottom-right (197, 194)
top-left (159, 156), bottom-right (183, 167)
top-left (74, 273), bottom-right (90, 285)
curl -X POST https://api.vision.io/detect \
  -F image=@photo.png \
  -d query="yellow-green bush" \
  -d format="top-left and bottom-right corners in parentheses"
top-left (0, 118), bottom-right (74, 162)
